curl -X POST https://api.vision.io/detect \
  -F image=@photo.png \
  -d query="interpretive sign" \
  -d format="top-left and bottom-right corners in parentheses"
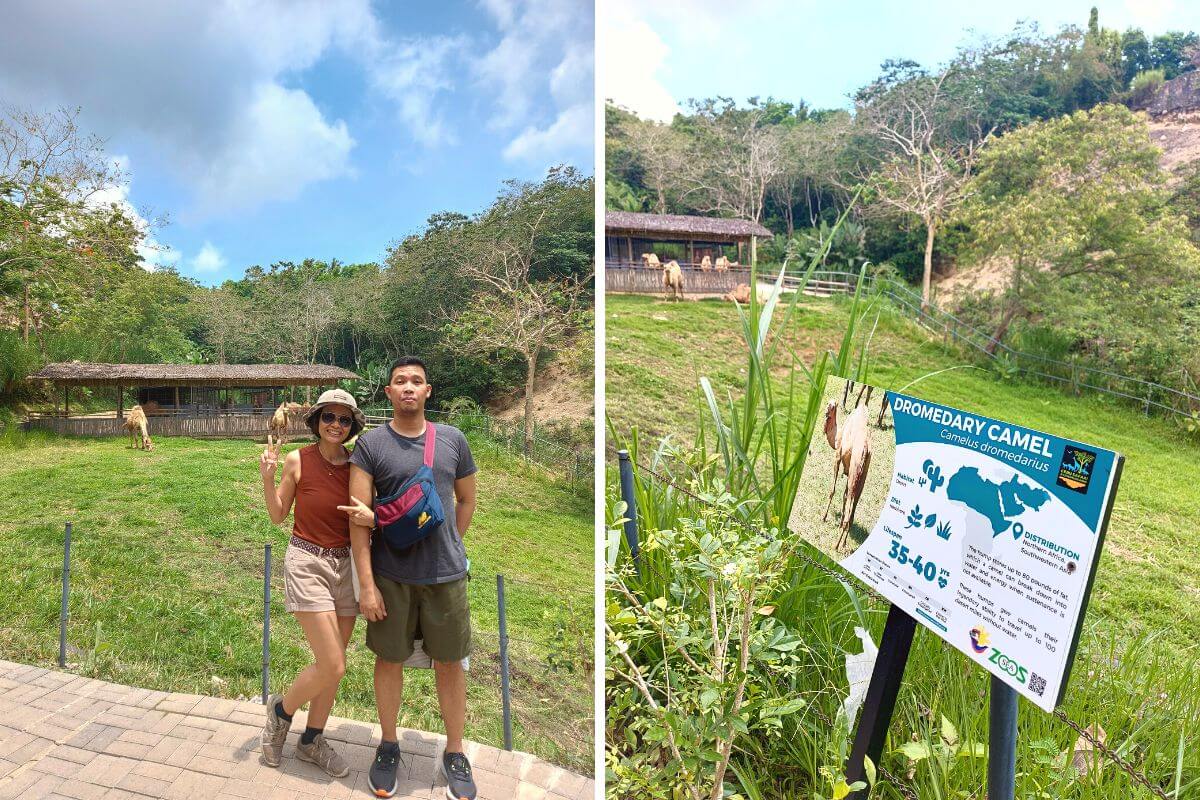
top-left (788, 377), bottom-right (1123, 711)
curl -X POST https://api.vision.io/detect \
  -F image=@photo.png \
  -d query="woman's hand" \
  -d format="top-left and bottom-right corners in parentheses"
top-left (259, 435), bottom-right (281, 481)
top-left (337, 495), bottom-right (376, 528)
top-left (359, 585), bottom-right (387, 621)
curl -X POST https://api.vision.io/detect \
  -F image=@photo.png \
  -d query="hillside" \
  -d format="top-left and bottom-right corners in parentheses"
top-left (606, 292), bottom-right (1200, 641)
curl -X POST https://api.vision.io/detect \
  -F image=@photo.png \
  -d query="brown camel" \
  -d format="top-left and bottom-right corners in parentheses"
top-left (822, 400), bottom-right (872, 550)
top-left (123, 405), bottom-right (153, 451)
top-left (662, 260), bottom-right (684, 301)
top-left (699, 255), bottom-right (712, 271)
top-left (267, 401), bottom-right (306, 444)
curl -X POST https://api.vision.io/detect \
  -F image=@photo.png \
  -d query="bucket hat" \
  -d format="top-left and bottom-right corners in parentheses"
top-left (304, 388), bottom-right (366, 439)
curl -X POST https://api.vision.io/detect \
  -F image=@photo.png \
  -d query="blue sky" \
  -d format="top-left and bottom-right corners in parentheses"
top-left (0, 0), bottom-right (594, 285)
top-left (604, 0), bottom-right (1200, 120)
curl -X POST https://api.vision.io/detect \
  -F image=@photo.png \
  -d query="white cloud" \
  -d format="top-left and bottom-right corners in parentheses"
top-left (191, 242), bottom-right (227, 273)
top-left (602, 0), bottom-right (790, 121)
top-left (602, 8), bottom-right (680, 122)
top-left (193, 83), bottom-right (355, 215)
top-left (367, 35), bottom-right (465, 147)
top-left (0, 1), bottom-right (381, 216)
top-left (475, 0), bottom-right (594, 163)
top-left (504, 102), bottom-right (592, 161)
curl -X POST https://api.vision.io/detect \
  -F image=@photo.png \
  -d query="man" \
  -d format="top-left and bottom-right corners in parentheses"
top-left (339, 356), bottom-right (478, 800)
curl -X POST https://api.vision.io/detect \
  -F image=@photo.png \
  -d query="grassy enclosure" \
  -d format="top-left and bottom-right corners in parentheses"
top-left (0, 430), bottom-right (593, 771)
top-left (605, 288), bottom-right (1200, 799)
top-left (607, 292), bottom-right (1200, 639)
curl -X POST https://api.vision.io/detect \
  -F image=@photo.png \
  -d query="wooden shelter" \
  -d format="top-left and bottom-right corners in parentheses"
top-left (604, 211), bottom-right (773, 268)
top-left (26, 362), bottom-right (359, 439)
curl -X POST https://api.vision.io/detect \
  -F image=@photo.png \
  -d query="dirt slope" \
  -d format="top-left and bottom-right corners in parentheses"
top-left (489, 361), bottom-right (594, 425)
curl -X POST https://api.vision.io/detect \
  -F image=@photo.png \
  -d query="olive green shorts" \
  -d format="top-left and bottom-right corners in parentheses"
top-left (366, 575), bottom-right (472, 664)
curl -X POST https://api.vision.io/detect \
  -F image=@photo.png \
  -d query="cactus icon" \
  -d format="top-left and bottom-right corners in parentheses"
top-left (922, 459), bottom-right (945, 493)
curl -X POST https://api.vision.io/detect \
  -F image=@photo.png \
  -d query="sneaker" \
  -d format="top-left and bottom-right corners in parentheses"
top-left (441, 751), bottom-right (477, 800)
top-left (368, 741), bottom-right (401, 798)
top-left (296, 733), bottom-right (350, 778)
top-left (260, 694), bottom-right (291, 767)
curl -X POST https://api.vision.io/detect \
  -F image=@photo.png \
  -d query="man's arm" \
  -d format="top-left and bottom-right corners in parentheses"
top-left (454, 473), bottom-right (477, 538)
top-left (347, 464), bottom-right (386, 621)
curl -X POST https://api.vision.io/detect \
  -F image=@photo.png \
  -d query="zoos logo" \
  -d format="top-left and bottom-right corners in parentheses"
top-left (988, 647), bottom-right (1029, 685)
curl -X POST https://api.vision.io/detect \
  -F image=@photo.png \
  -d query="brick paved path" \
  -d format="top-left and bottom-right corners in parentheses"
top-left (0, 660), bottom-right (594, 799)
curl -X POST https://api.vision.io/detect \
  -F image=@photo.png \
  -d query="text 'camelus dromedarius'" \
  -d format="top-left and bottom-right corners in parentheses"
top-left (822, 400), bottom-right (872, 550)
top-left (123, 405), bottom-right (153, 451)
top-left (662, 259), bottom-right (683, 301)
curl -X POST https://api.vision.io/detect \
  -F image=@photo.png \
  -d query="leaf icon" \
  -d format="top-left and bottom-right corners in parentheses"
top-left (924, 513), bottom-right (938, 528)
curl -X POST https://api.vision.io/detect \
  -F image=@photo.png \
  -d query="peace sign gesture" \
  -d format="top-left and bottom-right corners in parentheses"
top-left (337, 495), bottom-right (376, 528)
top-left (259, 434), bottom-right (282, 480)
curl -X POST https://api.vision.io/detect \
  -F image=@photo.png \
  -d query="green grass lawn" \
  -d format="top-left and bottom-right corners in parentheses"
top-left (0, 430), bottom-right (593, 772)
top-left (607, 291), bottom-right (1200, 642)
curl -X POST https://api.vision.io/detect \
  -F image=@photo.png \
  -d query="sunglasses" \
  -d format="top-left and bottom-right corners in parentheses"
top-left (320, 411), bottom-right (354, 427)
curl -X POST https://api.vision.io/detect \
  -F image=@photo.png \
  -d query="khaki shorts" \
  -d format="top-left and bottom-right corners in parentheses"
top-left (366, 576), bottom-right (471, 664)
top-left (283, 545), bottom-right (358, 617)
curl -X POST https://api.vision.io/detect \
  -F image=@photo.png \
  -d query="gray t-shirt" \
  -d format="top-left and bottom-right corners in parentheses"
top-left (349, 421), bottom-right (477, 585)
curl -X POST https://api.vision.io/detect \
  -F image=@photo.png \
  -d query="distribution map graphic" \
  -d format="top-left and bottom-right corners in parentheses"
top-left (946, 467), bottom-right (1050, 537)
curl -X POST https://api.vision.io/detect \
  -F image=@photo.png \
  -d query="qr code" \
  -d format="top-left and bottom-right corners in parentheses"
top-left (1028, 672), bottom-right (1047, 697)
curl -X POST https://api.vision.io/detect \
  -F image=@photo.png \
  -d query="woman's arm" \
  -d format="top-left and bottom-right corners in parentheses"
top-left (347, 464), bottom-right (386, 621)
top-left (261, 446), bottom-right (301, 525)
top-left (454, 473), bottom-right (477, 538)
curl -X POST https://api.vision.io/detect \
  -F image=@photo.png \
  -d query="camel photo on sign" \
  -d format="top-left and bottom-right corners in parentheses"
top-left (789, 376), bottom-right (895, 559)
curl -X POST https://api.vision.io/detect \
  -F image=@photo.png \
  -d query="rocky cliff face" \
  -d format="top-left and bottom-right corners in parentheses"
top-left (1149, 71), bottom-right (1200, 116)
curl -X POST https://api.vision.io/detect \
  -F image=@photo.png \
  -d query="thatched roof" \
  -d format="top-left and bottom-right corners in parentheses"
top-left (605, 211), bottom-right (772, 240)
top-left (30, 362), bottom-right (359, 388)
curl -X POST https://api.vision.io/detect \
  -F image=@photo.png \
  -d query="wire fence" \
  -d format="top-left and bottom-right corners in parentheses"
top-left (359, 408), bottom-right (592, 488)
top-left (612, 454), bottom-right (1183, 800)
top-left (0, 523), bottom-right (594, 773)
top-left (776, 268), bottom-right (1200, 421)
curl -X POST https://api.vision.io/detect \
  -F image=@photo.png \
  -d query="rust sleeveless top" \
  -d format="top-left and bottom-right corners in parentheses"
top-left (293, 444), bottom-right (351, 549)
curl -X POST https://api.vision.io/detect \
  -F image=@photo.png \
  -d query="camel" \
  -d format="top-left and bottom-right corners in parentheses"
top-left (722, 283), bottom-right (771, 304)
top-left (267, 401), bottom-right (307, 444)
top-left (123, 405), bottom-right (153, 451)
top-left (640, 252), bottom-right (661, 269)
top-left (662, 260), bottom-right (684, 301)
top-left (699, 255), bottom-right (712, 271)
top-left (714, 255), bottom-right (730, 272)
top-left (822, 400), bottom-right (872, 550)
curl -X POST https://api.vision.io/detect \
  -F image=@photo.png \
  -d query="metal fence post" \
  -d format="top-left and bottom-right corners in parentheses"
top-left (59, 522), bottom-right (72, 668)
top-left (616, 450), bottom-right (640, 574)
top-left (262, 543), bottom-right (271, 704)
top-left (989, 677), bottom-right (1019, 800)
top-left (497, 574), bottom-right (513, 751)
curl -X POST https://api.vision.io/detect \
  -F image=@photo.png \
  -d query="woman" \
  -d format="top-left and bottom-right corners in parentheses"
top-left (258, 388), bottom-right (366, 778)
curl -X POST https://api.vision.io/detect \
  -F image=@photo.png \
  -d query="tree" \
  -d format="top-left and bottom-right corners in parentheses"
top-left (960, 104), bottom-right (1200, 360)
top-left (444, 168), bottom-right (592, 455)
top-left (619, 118), bottom-right (687, 214)
top-left (0, 106), bottom-right (146, 348)
top-left (768, 114), bottom-right (851, 236)
top-left (678, 98), bottom-right (786, 223)
top-left (856, 69), bottom-right (987, 309)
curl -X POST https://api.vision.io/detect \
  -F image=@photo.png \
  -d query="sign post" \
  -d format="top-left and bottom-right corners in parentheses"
top-left (989, 677), bottom-right (1019, 800)
top-left (845, 605), bottom-right (916, 799)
